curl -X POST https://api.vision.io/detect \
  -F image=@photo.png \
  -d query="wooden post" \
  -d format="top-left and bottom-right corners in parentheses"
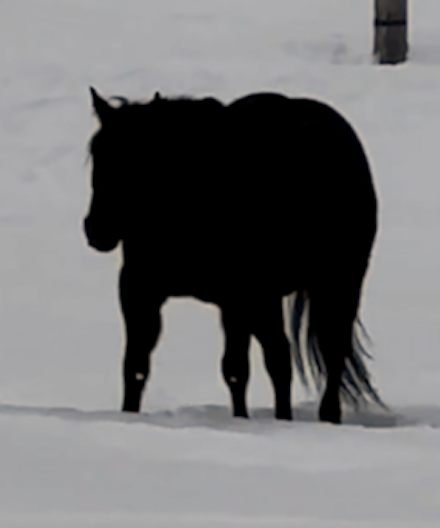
top-left (374, 0), bottom-right (408, 64)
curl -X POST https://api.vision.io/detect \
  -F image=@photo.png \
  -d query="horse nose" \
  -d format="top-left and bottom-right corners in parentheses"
top-left (83, 216), bottom-right (92, 242)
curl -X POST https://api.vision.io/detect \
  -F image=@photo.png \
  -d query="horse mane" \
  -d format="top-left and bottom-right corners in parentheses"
top-left (108, 92), bottom-right (221, 109)
top-left (88, 92), bottom-right (224, 159)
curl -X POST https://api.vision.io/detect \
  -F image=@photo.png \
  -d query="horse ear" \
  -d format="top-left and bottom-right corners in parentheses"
top-left (90, 86), bottom-right (114, 124)
top-left (154, 91), bottom-right (161, 101)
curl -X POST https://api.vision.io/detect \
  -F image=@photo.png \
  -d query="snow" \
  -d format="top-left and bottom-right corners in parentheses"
top-left (1, 0), bottom-right (440, 525)
top-left (2, 405), bottom-right (440, 527)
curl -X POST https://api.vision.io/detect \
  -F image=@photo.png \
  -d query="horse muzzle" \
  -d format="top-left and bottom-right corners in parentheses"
top-left (83, 217), bottom-right (120, 252)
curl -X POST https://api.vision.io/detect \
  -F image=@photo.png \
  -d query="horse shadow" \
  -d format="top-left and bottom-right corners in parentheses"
top-left (0, 401), bottom-right (438, 432)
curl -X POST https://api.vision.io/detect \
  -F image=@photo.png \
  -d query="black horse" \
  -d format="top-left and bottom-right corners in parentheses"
top-left (84, 87), bottom-right (381, 424)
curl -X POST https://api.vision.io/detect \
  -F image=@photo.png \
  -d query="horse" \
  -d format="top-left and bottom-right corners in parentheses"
top-left (84, 86), bottom-right (382, 424)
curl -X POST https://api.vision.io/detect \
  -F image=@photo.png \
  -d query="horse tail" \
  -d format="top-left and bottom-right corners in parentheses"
top-left (288, 289), bottom-right (384, 408)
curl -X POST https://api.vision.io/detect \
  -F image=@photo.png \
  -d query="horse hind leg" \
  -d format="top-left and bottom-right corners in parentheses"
top-left (252, 298), bottom-right (292, 420)
top-left (316, 322), bottom-right (349, 424)
top-left (309, 288), bottom-right (360, 424)
top-left (220, 305), bottom-right (251, 418)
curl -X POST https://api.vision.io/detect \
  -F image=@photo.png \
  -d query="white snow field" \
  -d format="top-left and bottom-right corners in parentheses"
top-left (1, 0), bottom-right (440, 526)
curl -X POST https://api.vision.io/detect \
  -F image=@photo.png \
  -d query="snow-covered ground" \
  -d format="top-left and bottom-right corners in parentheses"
top-left (1, 1), bottom-right (440, 525)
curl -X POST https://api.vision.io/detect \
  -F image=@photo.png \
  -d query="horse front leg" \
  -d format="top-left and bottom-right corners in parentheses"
top-left (120, 267), bottom-right (163, 413)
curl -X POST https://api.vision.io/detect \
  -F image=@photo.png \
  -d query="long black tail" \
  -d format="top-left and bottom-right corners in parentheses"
top-left (288, 290), bottom-right (385, 408)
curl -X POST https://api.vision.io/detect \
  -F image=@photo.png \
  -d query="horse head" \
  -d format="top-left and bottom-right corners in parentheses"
top-left (84, 87), bottom-right (126, 252)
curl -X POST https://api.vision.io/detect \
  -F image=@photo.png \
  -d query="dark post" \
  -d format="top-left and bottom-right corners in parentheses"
top-left (374, 0), bottom-right (408, 64)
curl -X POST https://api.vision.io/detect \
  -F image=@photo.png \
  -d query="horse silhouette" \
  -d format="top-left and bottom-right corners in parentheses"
top-left (84, 87), bottom-right (381, 424)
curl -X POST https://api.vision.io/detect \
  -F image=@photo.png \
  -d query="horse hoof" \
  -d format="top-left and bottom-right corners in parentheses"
top-left (319, 407), bottom-right (341, 424)
top-left (276, 409), bottom-right (293, 421)
top-left (122, 400), bottom-right (141, 413)
top-left (233, 410), bottom-right (249, 419)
